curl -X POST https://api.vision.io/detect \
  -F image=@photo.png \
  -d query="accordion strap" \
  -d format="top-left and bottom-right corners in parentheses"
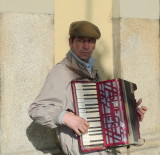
top-left (66, 65), bottom-right (99, 82)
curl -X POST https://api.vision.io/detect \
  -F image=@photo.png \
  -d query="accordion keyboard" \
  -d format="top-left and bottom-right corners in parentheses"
top-left (75, 83), bottom-right (104, 146)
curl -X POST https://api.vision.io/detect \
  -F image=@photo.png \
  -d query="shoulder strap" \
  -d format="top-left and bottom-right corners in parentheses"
top-left (66, 65), bottom-right (97, 81)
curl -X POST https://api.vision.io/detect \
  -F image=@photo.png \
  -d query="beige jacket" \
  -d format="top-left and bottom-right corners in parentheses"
top-left (28, 51), bottom-right (116, 155)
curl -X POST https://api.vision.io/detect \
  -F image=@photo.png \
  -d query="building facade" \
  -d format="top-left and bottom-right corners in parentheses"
top-left (0, 0), bottom-right (159, 154)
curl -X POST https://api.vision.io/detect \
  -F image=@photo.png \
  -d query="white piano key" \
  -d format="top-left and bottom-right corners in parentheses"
top-left (77, 98), bottom-right (98, 102)
top-left (89, 122), bottom-right (101, 127)
top-left (79, 112), bottom-right (100, 118)
top-left (77, 96), bottom-right (98, 99)
top-left (78, 108), bottom-right (99, 113)
top-left (75, 86), bottom-right (96, 89)
top-left (87, 118), bottom-right (101, 122)
top-left (82, 136), bottom-right (103, 141)
top-left (88, 131), bottom-right (103, 135)
top-left (76, 89), bottom-right (97, 94)
top-left (82, 140), bottom-right (104, 146)
top-left (77, 100), bottom-right (98, 104)
top-left (82, 134), bottom-right (104, 146)
top-left (76, 92), bottom-right (97, 97)
top-left (80, 115), bottom-right (100, 121)
top-left (82, 134), bottom-right (103, 140)
top-left (88, 127), bottom-right (102, 132)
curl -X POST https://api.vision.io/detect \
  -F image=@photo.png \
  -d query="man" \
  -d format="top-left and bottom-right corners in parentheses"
top-left (28, 21), bottom-right (147, 155)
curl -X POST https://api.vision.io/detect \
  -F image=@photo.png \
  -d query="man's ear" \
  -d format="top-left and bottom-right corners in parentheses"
top-left (69, 37), bottom-right (74, 43)
top-left (69, 38), bottom-right (72, 44)
top-left (68, 38), bottom-right (72, 48)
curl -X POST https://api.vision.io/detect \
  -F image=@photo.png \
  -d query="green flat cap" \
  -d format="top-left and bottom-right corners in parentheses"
top-left (69, 21), bottom-right (101, 39)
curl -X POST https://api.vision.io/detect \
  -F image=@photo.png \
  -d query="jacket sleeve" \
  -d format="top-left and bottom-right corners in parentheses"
top-left (28, 67), bottom-right (69, 128)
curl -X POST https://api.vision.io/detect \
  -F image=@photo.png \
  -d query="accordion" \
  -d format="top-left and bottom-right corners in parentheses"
top-left (71, 79), bottom-right (142, 153)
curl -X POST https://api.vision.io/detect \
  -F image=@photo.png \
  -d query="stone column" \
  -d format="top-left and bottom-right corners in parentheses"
top-left (112, 0), bottom-right (160, 154)
top-left (0, 13), bottom-right (56, 155)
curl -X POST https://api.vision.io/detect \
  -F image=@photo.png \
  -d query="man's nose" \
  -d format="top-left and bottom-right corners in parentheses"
top-left (83, 41), bottom-right (89, 49)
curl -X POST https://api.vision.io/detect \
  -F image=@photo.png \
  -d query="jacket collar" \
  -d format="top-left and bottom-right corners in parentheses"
top-left (69, 50), bottom-right (96, 71)
top-left (66, 51), bottom-right (87, 72)
top-left (66, 50), bottom-right (99, 81)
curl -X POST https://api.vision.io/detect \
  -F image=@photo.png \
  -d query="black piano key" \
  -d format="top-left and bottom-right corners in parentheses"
top-left (84, 143), bottom-right (104, 146)
top-left (83, 139), bottom-right (104, 146)
top-left (89, 126), bottom-right (102, 129)
top-left (89, 133), bottom-right (102, 136)
top-left (77, 88), bottom-right (96, 90)
top-left (83, 94), bottom-right (97, 96)
top-left (85, 103), bottom-right (98, 106)
top-left (87, 117), bottom-right (100, 119)
top-left (81, 85), bottom-right (96, 87)
top-left (83, 97), bottom-right (98, 100)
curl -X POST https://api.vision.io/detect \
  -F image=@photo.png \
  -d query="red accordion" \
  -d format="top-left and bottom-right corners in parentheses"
top-left (71, 79), bottom-right (141, 153)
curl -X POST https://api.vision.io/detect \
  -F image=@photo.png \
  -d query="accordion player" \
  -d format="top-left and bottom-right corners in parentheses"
top-left (71, 78), bottom-right (144, 153)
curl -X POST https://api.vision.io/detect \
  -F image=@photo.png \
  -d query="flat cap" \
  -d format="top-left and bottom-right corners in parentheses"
top-left (69, 21), bottom-right (101, 39)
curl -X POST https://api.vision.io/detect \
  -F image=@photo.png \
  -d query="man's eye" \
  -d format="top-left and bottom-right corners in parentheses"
top-left (89, 39), bottom-right (96, 43)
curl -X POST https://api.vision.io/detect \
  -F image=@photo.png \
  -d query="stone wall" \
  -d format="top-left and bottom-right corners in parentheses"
top-left (0, 13), bottom-right (55, 155)
top-left (113, 18), bottom-right (160, 155)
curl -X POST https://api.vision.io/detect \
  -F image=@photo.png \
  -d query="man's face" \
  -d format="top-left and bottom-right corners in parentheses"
top-left (69, 37), bottom-right (96, 62)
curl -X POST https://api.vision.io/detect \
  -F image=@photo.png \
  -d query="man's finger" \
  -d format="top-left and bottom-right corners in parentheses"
top-left (137, 109), bottom-right (144, 122)
top-left (75, 129), bottom-right (82, 136)
top-left (136, 98), bottom-right (142, 108)
top-left (141, 105), bottom-right (148, 111)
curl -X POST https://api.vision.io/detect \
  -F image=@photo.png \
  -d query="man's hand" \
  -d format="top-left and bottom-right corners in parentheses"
top-left (136, 98), bottom-right (148, 122)
top-left (62, 112), bottom-right (89, 136)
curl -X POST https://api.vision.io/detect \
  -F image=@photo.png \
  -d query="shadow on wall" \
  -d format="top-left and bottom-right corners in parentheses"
top-left (93, 39), bottom-right (112, 81)
top-left (26, 122), bottom-right (64, 155)
top-left (84, 1), bottom-right (112, 81)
